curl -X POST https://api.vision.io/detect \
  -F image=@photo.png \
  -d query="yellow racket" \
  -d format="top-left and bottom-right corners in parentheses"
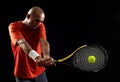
top-left (54, 44), bottom-right (108, 72)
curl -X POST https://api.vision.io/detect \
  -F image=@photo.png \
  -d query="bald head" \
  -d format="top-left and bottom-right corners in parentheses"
top-left (27, 6), bottom-right (45, 21)
top-left (28, 6), bottom-right (44, 15)
top-left (23, 6), bottom-right (45, 29)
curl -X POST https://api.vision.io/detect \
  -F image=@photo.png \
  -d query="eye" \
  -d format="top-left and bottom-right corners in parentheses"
top-left (35, 19), bottom-right (41, 22)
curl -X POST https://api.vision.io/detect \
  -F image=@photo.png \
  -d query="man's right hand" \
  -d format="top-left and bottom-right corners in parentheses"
top-left (35, 56), bottom-right (56, 66)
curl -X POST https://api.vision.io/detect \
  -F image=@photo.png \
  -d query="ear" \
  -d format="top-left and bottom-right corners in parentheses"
top-left (26, 14), bottom-right (31, 19)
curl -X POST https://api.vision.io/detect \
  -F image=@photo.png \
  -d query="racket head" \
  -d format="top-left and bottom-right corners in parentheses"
top-left (72, 44), bottom-right (108, 72)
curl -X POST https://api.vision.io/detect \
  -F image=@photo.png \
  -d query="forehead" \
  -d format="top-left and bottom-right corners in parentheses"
top-left (32, 11), bottom-right (45, 19)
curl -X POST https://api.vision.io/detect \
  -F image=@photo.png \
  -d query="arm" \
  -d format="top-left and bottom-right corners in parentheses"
top-left (17, 38), bottom-right (55, 66)
top-left (40, 38), bottom-right (50, 58)
top-left (39, 38), bottom-right (56, 66)
top-left (17, 39), bottom-right (32, 54)
top-left (17, 38), bottom-right (41, 62)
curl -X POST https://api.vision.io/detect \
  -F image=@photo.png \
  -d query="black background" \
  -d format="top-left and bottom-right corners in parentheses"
top-left (0, 0), bottom-right (120, 82)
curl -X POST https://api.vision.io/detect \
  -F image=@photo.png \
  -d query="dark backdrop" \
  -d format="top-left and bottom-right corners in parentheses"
top-left (0, 0), bottom-right (119, 82)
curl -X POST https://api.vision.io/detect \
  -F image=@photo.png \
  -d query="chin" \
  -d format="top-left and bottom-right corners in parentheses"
top-left (34, 26), bottom-right (39, 29)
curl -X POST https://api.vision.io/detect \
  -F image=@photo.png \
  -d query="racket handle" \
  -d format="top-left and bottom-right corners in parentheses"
top-left (53, 60), bottom-right (58, 63)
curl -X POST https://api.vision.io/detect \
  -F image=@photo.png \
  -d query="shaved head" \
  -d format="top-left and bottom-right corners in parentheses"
top-left (22, 6), bottom-right (46, 29)
top-left (27, 6), bottom-right (45, 20)
top-left (28, 6), bottom-right (44, 15)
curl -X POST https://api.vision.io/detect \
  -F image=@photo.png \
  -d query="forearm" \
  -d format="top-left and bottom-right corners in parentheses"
top-left (17, 39), bottom-right (32, 54)
top-left (40, 38), bottom-right (50, 58)
top-left (17, 39), bottom-right (40, 61)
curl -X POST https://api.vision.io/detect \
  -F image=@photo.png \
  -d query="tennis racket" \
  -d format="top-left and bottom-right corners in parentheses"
top-left (54, 44), bottom-right (108, 72)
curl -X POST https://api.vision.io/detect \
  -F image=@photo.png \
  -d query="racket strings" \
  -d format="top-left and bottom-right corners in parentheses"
top-left (72, 45), bottom-right (108, 72)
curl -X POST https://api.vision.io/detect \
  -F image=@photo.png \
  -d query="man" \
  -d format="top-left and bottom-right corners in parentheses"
top-left (8, 6), bottom-right (55, 82)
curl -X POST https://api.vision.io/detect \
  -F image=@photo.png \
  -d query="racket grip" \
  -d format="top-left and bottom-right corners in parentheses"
top-left (53, 60), bottom-right (58, 63)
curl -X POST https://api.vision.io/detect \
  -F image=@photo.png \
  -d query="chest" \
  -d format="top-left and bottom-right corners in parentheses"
top-left (21, 29), bottom-right (40, 43)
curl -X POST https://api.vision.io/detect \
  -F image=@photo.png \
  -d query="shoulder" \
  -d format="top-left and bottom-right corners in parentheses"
top-left (9, 20), bottom-right (22, 27)
top-left (8, 21), bottom-right (22, 30)
top-left (39, 22), bottom-right (45, 27)
top-left (37, 22), bottom-right (46, 31)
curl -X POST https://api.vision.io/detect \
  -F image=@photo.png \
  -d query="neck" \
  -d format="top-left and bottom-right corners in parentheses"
top-left (22, 19), bottom-right (27, 25)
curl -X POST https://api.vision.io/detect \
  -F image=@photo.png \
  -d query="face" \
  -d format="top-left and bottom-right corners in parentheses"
top-left (28, 12), bottom-right (45, 29)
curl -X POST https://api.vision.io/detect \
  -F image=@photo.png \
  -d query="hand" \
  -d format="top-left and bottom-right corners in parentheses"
top-left (43, 57), bottom-right (56, 66)
top-left (35, 56), bottom-right (56, 66)
top-left (35, 56), bottom-right (45, 66)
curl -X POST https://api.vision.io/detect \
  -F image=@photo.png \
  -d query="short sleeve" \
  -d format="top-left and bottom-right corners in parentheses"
top-left (39, 23), bottom-right (47, 39)
top-left (8, 22), bottom-right (23, 46)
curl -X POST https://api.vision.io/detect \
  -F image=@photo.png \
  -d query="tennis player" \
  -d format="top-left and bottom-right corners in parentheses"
top-left (8, 6), bottom-right (55, 82)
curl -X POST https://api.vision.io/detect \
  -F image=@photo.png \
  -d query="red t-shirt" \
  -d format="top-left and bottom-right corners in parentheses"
top-left (8, 21), bottom-right (47, 79)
